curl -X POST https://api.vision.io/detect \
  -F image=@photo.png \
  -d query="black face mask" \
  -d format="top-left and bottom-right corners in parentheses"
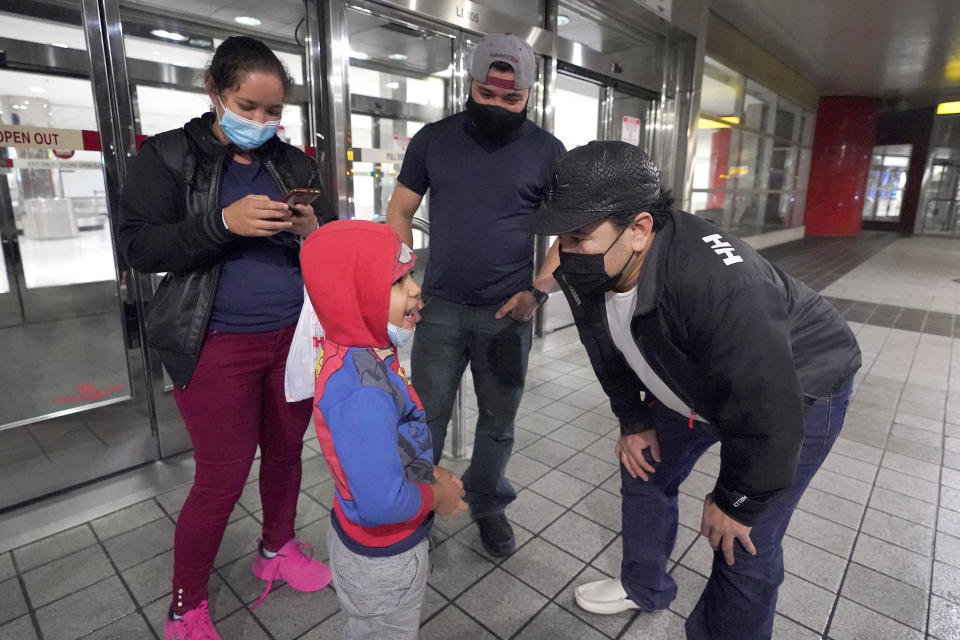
top-left (465, 96), bottom-right (527, 140)
top-left (554, 225), bottom-right (632, 309)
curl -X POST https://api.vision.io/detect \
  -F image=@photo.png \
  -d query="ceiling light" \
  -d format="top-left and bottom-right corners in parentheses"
top-left (51, 42), bottom-right (69, 48)
top-left (557, 15), bottom-right (570, 26)
top-left (350, 49), bottom-right (369, 60)
top-left (29, 87), bottom-right (45, 94)
top-left (151, 29), bottom-right (188, 42)
top-left (388, 53), bottom-right (408, 61)
top-left (385, 81), bottom-right (400, 89)
top-left (937, 101), bottom-right (960, 115)
top-left (234, 16), bottom-right (261, 26)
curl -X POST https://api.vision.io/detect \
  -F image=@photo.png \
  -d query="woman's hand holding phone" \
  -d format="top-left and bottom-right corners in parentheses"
top-left (289, 203), bottom-right (319, 237)
top-left (222, 194), bottom-right (293, 237)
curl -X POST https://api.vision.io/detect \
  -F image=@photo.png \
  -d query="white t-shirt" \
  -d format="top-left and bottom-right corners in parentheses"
top-left (604, 287), bottom-right (708, 424)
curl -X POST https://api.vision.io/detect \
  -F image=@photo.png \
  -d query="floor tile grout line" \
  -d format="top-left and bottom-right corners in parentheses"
top-left (823, 321), bottom-right (924, 638)
top-left (9, 548), bottom-right (44, 640)
top-left (924, 323), bottom-right (953, 639)
top-left (442, 448), bottom-right (630, 639)
top-left (82, 526), bottom-right (157, 640)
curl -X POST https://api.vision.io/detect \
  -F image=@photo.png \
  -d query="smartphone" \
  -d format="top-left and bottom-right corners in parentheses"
top-left (281, 188), bottom-right (321, 207)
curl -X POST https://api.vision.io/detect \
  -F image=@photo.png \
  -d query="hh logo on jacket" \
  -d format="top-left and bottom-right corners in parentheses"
top-left (702, 233), bottom-right (743, 266)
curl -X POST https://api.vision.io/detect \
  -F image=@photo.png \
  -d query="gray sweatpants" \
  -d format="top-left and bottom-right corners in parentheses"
top-left (327, 523), bottom-right (430, 640)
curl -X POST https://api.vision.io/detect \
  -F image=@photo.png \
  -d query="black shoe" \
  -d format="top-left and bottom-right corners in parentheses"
top-left (476, 513), bottom-right (516, 557)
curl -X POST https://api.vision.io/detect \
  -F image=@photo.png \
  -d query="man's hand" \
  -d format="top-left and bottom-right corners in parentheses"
top-left (700, 493), bottom-right (756, 566)
top-left (495, 290), bottom-right (539, 322)
top-left (615, 431), bottom-right (660, 481)
top-left (290, 203), bottom-right (319, 237)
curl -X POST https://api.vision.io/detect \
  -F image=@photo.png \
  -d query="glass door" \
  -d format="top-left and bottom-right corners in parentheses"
top-left (862, 144), bottom-right (912, 224)
top-left (0, 4), bottom-right (157, 508)
top-left (344, 6), bottom-right (454, 243)
top-left (545, 70), bottom-right (656, 332)
top-left (116, 0), bottom-right (314, 455)
top-left (918, 153), bottom-right (960, 236)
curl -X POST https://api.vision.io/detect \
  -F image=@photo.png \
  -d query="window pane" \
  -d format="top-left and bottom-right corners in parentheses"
top-left (555, 73), bottom-right (601, 150)
top-left (775, 97), bottom-right (801, 142)
top-left (743, 80), bottom-right (776, 135)
top-left (474, 0), bottom-right (543, 26)
top-left (800, 111), bottom-right (816, 146)
top-left (700, 57), bottom-right (743, 119)
top-left (735, 131), bottom-right (772, 191)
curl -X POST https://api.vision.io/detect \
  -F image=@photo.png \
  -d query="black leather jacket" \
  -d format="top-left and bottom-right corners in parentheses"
top-left (118, 113), bottom-right (334, 387)
top-left (560, 210), bottom-right (861, 525)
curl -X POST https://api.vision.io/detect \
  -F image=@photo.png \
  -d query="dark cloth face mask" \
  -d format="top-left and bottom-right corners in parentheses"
top-left (465, 96), bottom-right (527, 140)
top-left (554, 225), bottom-right (631, 308)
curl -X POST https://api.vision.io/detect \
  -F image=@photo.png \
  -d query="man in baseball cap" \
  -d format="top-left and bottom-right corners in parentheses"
top-left (386, 34), bottom-right (566, 558)
top-left (533, 141), bottom-right (861, 639)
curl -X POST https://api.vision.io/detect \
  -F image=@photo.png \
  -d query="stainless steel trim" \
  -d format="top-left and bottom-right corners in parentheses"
top-left (305, 0), bottom-right (329, 186)
top-left (322, 0), bottom-right (353, 218)
top-left (363, 0), bottom-right (663, 94)
top-left (0, 37), bottom-right (92, 75)
top-left (350, 94), bottom-right (446, 123)
top-left (534, 0), bottom-right (560, 339)
top-left (673, 3), bottom-right (707, 208)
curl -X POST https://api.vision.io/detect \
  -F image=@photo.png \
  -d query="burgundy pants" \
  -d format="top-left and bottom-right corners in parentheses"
top-left (171, 326), bottom-right (313, 614)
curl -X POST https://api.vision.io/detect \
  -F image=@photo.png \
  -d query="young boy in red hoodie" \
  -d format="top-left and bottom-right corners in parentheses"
top-left (300, 220), bottom-right (467, 639)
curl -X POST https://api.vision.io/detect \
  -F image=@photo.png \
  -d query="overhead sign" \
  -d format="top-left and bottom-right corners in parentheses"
top-left (10, 158), bottom-right (103, 171)
top-left (0, 125), bottom-right (85, 150)
top-left (0, 125), bottom-right (148, 152)
top-left (349, 147), bottom-right (406, 164)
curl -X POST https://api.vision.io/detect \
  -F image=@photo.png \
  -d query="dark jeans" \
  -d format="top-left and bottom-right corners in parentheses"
top-left (620, 378), bottom-right (853, 640)
top-left (411, 294), bottom-right (532, 517)
top-left (171, 326), bottom-right (313, 614)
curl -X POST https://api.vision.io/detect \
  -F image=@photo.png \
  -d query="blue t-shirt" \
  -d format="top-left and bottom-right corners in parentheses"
top-left (397, 112), bottom-right (565, 306)
top-left (209, 157), bottom-right (303, 333)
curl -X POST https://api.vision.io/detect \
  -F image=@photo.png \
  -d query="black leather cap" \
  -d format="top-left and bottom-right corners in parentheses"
top-left (531, 140), bottom-right (662, 235)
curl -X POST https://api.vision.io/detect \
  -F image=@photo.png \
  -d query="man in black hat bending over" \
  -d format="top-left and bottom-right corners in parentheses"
top-left (531, 141), bottom-right (860, 639)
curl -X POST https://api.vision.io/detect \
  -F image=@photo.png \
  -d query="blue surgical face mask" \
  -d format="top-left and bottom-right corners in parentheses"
top-left (387, 322), bottom-right (415, 348)
top-left (217, 95), bottom-right (280, 150)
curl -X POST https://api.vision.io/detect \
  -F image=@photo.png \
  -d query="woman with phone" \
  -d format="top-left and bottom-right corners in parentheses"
top-left (119, 35), bottom-right (335, 639)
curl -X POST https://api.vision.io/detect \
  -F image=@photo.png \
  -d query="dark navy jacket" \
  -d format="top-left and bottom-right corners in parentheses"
top-left (560, 210), bottom-right (861, 525)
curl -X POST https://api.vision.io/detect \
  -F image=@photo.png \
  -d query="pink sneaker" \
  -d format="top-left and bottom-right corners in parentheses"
top-left (250, 539), bottom-right (332, 609)
top-left (164, 601), bottom-right (221, 640)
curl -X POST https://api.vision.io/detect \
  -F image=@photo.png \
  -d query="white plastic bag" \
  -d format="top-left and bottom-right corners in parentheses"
top-left (284, 287), bottom-right (324, 402)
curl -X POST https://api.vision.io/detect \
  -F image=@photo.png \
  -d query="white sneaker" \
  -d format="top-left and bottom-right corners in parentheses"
top-left (574, 578), bottom-right (641, 615)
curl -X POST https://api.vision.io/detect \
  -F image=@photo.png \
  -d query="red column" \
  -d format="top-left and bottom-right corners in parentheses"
top-left (707, 128), bottom-right (731, 209)
top-left (803, 97), bottom-right (880, 236)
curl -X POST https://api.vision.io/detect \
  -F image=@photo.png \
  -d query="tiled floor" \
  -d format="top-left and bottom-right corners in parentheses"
top-left (2, 233), bottom-right (960, 639)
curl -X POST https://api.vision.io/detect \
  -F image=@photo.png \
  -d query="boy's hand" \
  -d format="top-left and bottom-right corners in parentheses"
top-left (434, 466), bottom-right (463, 489)
top-left (432, 470), bottom-right (467, 520)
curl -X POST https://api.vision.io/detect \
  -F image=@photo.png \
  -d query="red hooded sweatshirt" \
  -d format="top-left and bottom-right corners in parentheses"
top-left (300, 221), bottom-right (434, 556)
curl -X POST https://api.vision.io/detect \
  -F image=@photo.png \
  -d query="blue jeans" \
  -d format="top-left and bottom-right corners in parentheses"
top-left (620, 379), bottom-right (853, 640)
top-left (410, 294), bottom-right (532, 517)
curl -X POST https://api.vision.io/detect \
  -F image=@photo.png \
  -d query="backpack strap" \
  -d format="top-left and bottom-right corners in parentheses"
top-left (149, 128), bottom-right (197, 187)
